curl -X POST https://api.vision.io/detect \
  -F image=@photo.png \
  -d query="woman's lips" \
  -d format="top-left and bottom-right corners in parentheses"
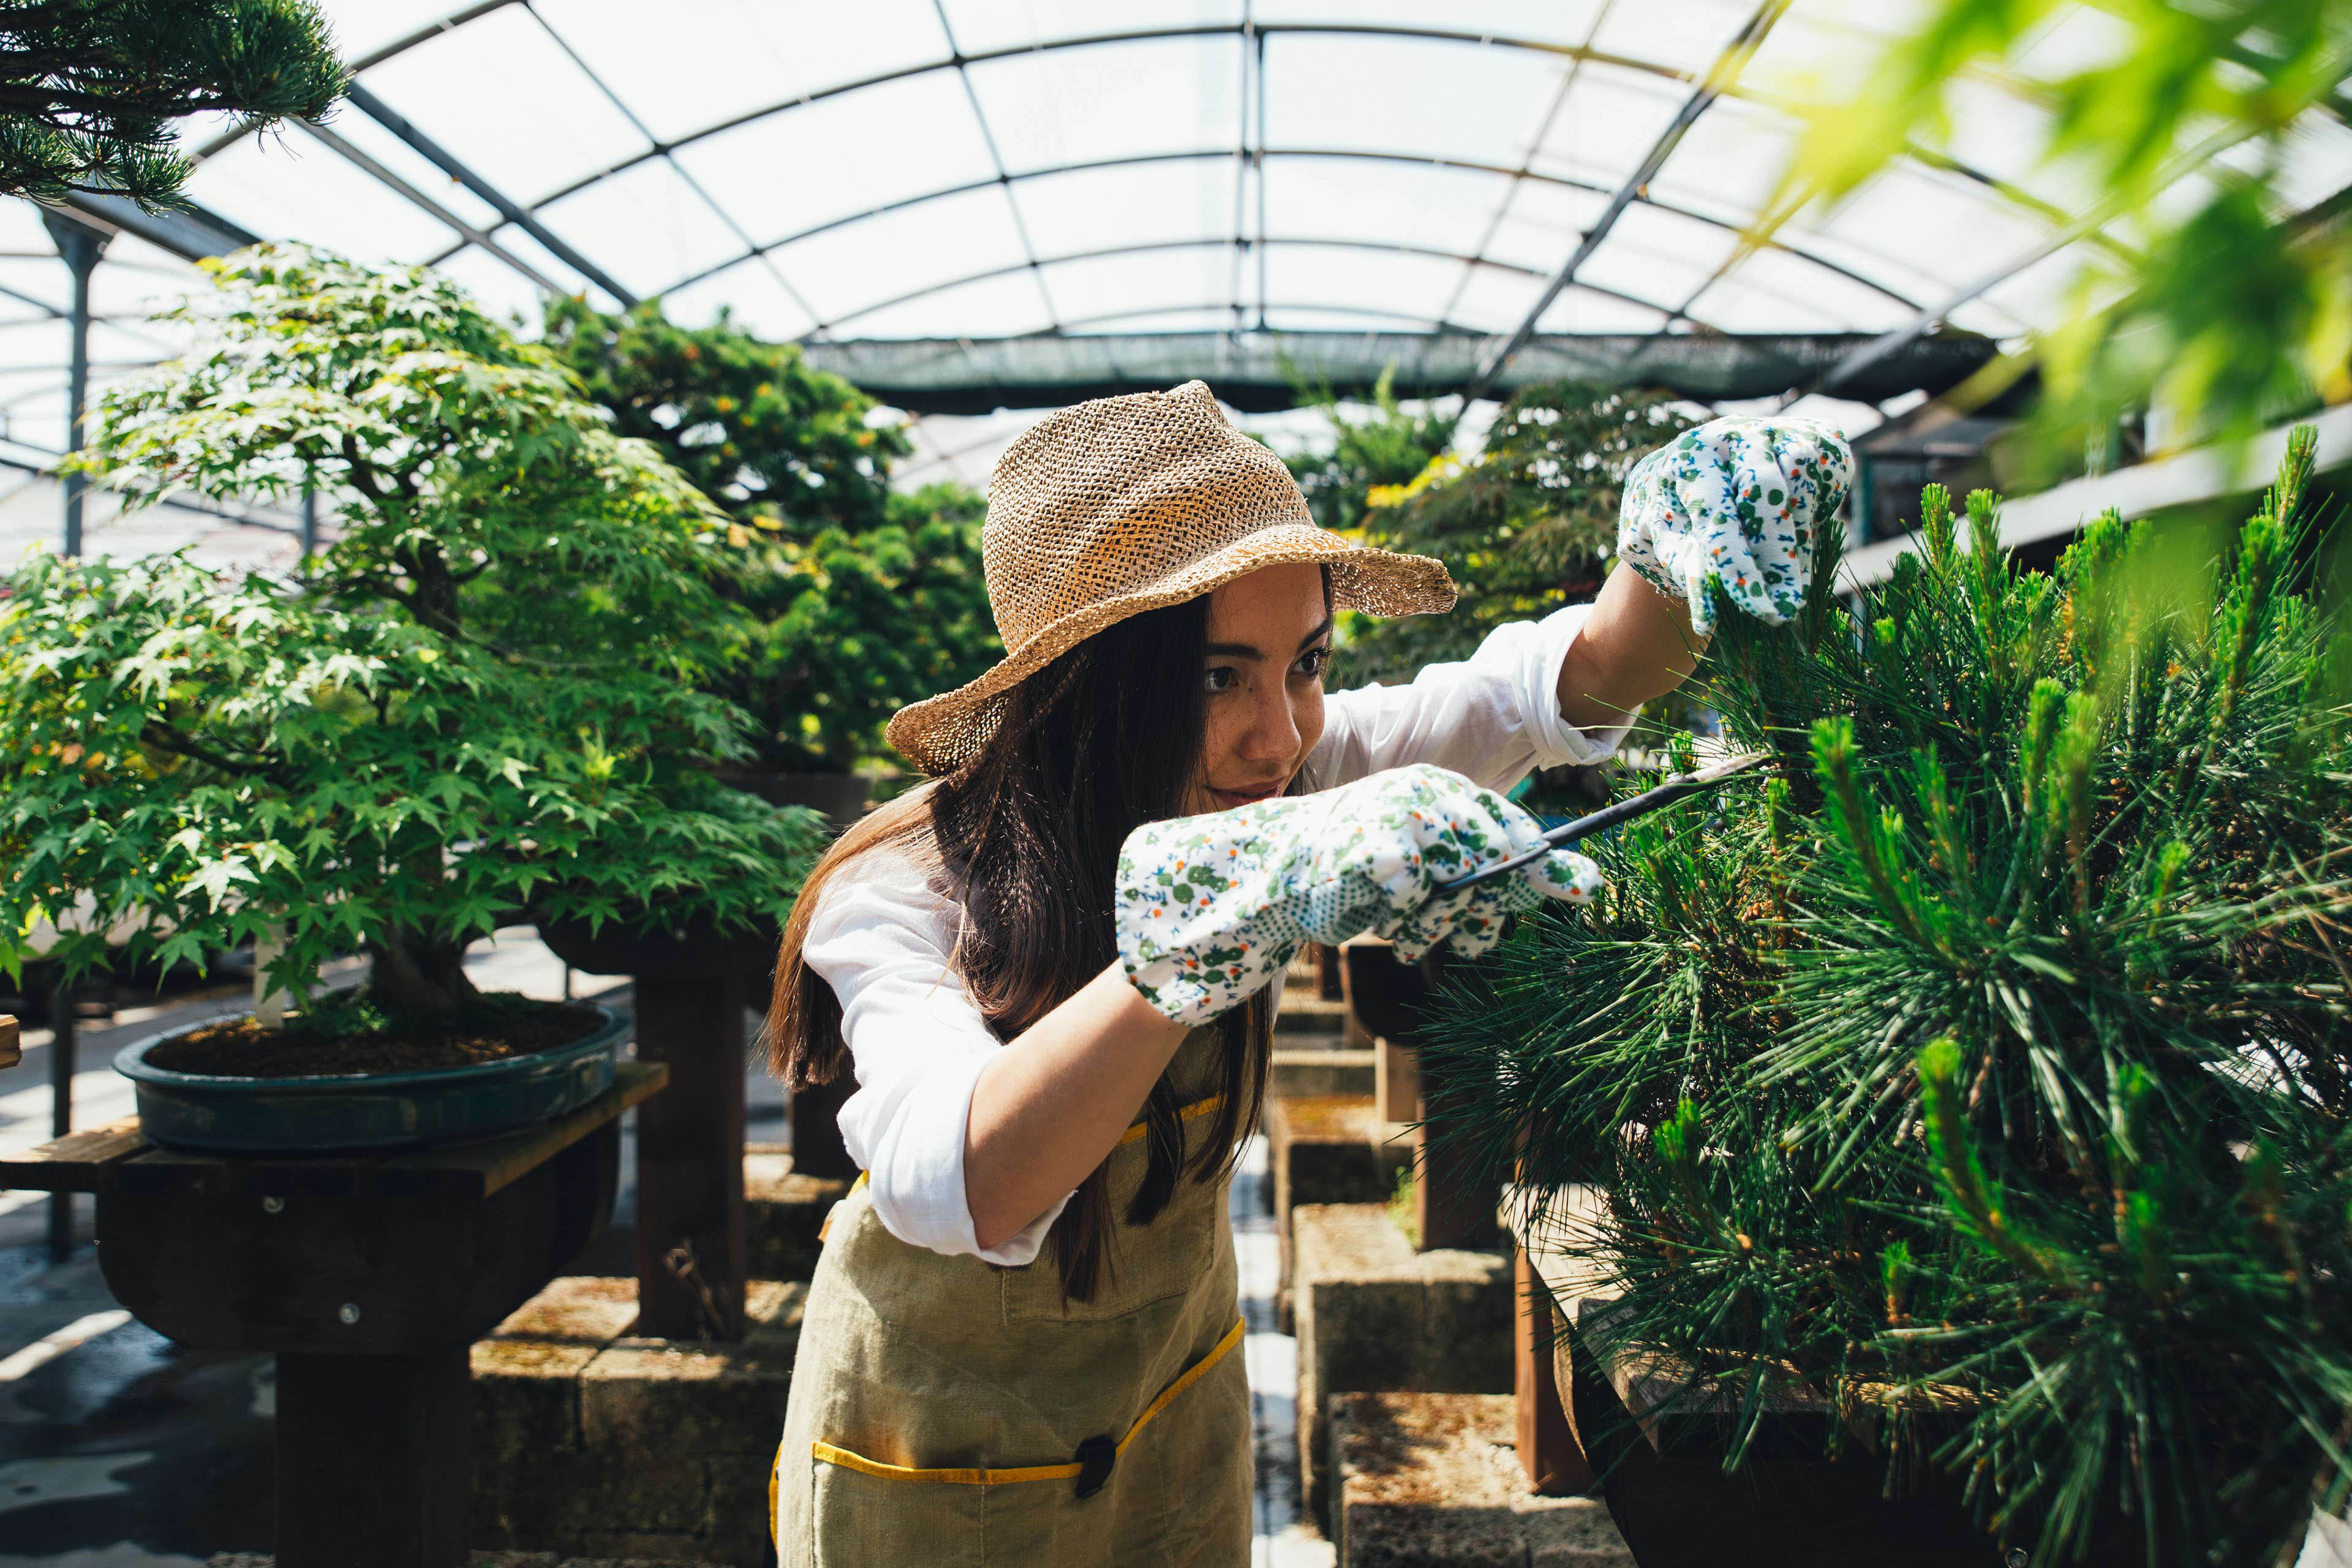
top-left (1209, 782), bottom-right (1285, 808)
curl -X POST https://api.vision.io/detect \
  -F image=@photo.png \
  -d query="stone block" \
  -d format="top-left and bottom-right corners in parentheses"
top-left (579, 1281), bottom-right (802, 1455)
top-left (1266, 1096), bottom-right (1414, 1330)
top-left (473, 1276), bottom-right (801, 1564)
top-left (744, 1145), bottom-right (851, 1282)
top-left (704, 1451), bottom-right (782, 1568)
top-left (1332, 1392), bottom-right (1632, 1568)
top-left (1276, 994), bottom-right (1349, 1037)
top-left (473, 1275), bottom-right (640, 1455)
top-left (1294, 1205), bottom-right (1513, 1531)
top-left (1272, 1047), bottom-right (1376, 1099)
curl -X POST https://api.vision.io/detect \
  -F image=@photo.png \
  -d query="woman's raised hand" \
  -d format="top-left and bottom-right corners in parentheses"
top-left (1616, 415), bottom-right (1854, 635)
top-left (1114, 763), bottom-right (1602, 1027)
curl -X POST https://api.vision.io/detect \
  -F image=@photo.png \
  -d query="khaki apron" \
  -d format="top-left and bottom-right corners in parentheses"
top-left (771, 1026), bottom-right (1251, 1566)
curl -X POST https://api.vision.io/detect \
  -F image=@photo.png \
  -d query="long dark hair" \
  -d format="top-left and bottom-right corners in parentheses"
top-left (766, 595), bottom-right (1276, 1302)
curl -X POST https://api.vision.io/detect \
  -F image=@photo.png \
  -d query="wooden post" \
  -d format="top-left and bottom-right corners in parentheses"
top-left (1315, 943), bottom-right (1344, 1001)
top-left (790, 1073), bottom-right (858, 1180)
top-left (632, 971), bottom-right (748, 1340)
top-left (277, 1348), bottom-right (471, 1567)
top-left (1414, 1114), bottom-right (1502, 1250)
top-left (1514, 1245), bottom-right (1591, 1494)
top-left (1344, 942), bottom-right (1503, 1251)
top-left (1375, 1035), bottom-right (1420, 1125)
top-left (0, 1014), bottom-right (17, 1069)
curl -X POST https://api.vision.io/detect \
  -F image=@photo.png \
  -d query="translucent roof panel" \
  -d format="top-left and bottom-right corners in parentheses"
top-left (0, 0), bottom-right (2331, 561)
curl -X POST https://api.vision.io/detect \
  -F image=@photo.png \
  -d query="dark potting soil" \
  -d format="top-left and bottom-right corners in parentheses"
top-left (147, 993), bottom-right (607, 1079)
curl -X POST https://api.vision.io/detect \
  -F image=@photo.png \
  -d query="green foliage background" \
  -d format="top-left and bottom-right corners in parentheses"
top-left (1284, 379), bottom-right (1692, 690)
top-left (541, 296), bottom-right (1000, 772)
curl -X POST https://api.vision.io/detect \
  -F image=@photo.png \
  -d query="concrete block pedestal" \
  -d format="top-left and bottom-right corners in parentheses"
top-left (743, 1144), bottom-right (850, 1282)
top-left (471, 1275), bottom-right (803, 1567)
top-left (1293, 1203), bottom-right (1513, 1531)
top-left (1267, 1096), bottom-right (1412, 1329)
top-left (1330, 1392), bottom-right (1632, 1567)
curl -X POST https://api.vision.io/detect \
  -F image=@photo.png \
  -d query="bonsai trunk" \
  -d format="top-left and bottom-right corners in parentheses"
top-left (366, 931), bottom-right (481, 1016)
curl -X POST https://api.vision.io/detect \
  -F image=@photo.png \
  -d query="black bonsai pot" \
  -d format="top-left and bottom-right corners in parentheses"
top-left (115, 1004), bottom-right (629, 1153)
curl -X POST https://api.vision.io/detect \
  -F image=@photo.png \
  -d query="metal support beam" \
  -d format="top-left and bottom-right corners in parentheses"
top-left (39, 210), bottom-right (107, 558)
top-left (1468, 0), bottom-right (1791, 396)
top-left (342, 80), bottom-right (639, 307)
top-left (51, 190), bottom-right (255, 262)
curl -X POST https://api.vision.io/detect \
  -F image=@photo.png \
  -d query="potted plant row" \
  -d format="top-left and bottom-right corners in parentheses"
top-left (1422, 432), bottom-right (2352, 1567)
top-left (0, 245), bottom-right (826, 1153)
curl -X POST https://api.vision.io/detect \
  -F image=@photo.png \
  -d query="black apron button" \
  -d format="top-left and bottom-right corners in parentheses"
top-left (1072, 1434), bottom-right (1117, 1499)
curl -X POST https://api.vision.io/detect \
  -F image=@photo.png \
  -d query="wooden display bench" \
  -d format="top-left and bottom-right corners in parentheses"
top-left (0, 1062), bottom-right (666, 1568)
top-left (1517, 1186), bottom-right (2000, 1567)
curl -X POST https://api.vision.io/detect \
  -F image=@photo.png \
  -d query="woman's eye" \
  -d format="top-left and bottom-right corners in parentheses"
top-left (1294, 647), bottom-right (1330, 680)
top-left (1203, 665), bottom-right (1238, 693)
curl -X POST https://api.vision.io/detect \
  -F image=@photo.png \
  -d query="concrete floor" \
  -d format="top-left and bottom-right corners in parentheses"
top-left (0, 929), bottom-right (1318, 1567)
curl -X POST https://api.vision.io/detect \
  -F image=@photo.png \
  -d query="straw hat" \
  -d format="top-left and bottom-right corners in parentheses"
top-left (886, 380), bottom-right (1457, 775)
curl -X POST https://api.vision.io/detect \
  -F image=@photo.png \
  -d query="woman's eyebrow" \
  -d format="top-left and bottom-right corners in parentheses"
top-left (1204, 616), bottom-right (1335, 662)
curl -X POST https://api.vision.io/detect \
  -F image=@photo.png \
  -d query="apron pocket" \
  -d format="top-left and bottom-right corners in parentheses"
top-left (809, 1452), bottom-right (991, 1568)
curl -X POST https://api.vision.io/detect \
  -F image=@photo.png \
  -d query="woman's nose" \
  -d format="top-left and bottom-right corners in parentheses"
top-left (1236, 685), bottom-right (1300, 763)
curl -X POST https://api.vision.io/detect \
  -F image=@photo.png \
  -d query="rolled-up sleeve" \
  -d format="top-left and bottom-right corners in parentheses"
top-left (1307, 601), bottom-right (1635, 791)
top-left (801, 853), bottom-right (1070, 1266)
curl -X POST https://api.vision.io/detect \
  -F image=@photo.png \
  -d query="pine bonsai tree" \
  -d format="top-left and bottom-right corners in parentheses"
top-left (0, 246), bottom-right (825, 1019)
top-left (0, 1), bottom-right (347, 207)
top-left (1422, 430), bottom-right (2352, 1566)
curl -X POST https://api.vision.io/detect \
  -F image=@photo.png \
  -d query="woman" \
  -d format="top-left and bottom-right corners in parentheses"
top-left (765, 380), bottom-right (1850, 1564)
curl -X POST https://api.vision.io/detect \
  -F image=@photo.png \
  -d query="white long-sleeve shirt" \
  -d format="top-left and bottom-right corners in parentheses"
top-left (799, 603), bottom-right (1632, 1265)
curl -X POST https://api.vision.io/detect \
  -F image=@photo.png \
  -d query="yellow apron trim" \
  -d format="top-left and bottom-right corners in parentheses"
top-left (769, 1433), bottom-right (783, 1545)
top-left (809, 1315), bottom-right (1246, 1487)
top-left (816, 1172), bottom-right (869, 1245)
top-left (1115, 1093), bottom-right (1224, 1148)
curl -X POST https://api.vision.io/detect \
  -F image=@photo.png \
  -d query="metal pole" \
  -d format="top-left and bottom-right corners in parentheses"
top-left (39, 211), bottom-right (108, 559)
top-left (47, 982), bottom-right (75, 1260)
top-left (301, 476), bottom-right (318, 559)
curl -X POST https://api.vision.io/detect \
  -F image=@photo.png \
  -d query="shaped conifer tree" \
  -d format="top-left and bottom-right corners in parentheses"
top-left (1421, 431), bottom-right (2352, 1566)
top-left (0, 1), bottom-right (346, 207)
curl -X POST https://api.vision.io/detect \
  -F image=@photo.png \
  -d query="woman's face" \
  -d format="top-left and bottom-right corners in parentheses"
top-left (1189, 562), bottom-right (1332, 815)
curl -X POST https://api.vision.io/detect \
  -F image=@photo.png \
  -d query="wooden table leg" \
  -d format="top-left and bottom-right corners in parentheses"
top-left (1415, 1113), bottom-right (1502, 1251)
top-left (276, 1346), bottom-right (470, 1568)
top-left (789, 1072), bottom-right (858, 1180)
top-left (1515, 1246), bottom-right (1593, 1494)
top-left (633, 971), bottom-right (747, 1340)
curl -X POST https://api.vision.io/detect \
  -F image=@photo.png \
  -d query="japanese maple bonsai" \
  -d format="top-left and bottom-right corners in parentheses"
top-left (0, 246), bottom-right (823, 1125)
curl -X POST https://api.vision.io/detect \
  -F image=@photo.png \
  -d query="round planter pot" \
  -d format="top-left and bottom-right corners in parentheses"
top-left (535, 911), bottom-right (779, 987)
top-left (715, 769), bottom-right (869, 832)
top-left (115, 1003), bottom-right (630, 1154)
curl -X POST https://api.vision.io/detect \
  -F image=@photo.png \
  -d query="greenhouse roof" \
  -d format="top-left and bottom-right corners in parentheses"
top-left (0, 0), bottom-right (2347, 497)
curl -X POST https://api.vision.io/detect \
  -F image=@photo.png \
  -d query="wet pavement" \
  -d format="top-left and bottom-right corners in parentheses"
top-left (0, 929), bottom-right (785, 1566)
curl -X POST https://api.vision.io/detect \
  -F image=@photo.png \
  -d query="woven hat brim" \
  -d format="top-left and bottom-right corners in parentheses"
top-left (886, 526), bottom-right (1455, 775)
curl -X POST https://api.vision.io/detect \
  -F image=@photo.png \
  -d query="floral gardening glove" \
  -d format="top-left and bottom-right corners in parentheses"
top-left (1115, 763), bottom-right (1604, 1027)
top-left (1617, 415), bottom-right (1855, 635)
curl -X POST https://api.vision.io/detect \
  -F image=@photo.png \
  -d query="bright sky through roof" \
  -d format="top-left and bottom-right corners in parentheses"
top-left (0, 0), bottom-right (2342, 548)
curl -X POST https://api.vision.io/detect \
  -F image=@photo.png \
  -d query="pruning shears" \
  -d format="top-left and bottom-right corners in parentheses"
top-left (1427, 751), bottom-right (1773, 900)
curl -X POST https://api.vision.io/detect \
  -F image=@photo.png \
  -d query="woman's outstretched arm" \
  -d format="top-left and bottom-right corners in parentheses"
top-left (1553, 565), bottom-right (1705, 734)
top-left (964, 962), bottom-right (1190, 1253)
